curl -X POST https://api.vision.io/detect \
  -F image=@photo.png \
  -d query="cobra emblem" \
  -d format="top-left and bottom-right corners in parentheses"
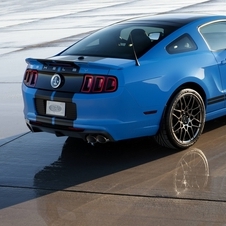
top-left (51, 74), bottom-right (61, 88)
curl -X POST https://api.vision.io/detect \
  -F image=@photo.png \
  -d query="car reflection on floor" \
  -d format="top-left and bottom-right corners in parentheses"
top-left (174, 148), bottom-right (209, 195)
top-left (33, 135), bottom-right (226, 225)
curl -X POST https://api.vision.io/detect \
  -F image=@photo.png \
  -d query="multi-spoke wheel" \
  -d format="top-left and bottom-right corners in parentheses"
top-left (155, 89), bottom-right (205, 149)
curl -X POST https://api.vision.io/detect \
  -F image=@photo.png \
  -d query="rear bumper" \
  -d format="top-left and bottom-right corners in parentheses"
top-left (22, 84), bottom-right (160, 142)
top-left (25, 116), bottom-right (159, 142)
top-left (26, 119), bottom-right (115, 142)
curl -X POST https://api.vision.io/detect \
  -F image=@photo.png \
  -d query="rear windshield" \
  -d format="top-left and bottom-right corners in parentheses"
top-left (61, 23), bottom-right (178, 59)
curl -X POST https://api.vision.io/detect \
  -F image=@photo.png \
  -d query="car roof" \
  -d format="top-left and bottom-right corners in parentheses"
top-left (120, 13), bottom-right (226, 27)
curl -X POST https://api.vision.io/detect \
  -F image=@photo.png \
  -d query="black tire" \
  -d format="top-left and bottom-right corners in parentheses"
top-left (154, 89), bottom-right (205, 149)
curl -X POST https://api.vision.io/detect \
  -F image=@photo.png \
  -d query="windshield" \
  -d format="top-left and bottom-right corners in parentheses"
top-left (61, 23), bottom-right (178, 59)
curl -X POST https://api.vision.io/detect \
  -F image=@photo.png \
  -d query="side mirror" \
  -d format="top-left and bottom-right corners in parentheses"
top-left (148, 32), bottom-right (161, 40)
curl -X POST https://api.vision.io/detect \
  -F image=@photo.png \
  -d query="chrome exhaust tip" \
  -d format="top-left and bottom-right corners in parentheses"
top-left (86, 135), bottom-right (97, 144)
top-left (96, 135), bottom-right (109, 143)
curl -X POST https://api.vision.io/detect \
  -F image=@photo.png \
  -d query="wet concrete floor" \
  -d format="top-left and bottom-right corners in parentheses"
top-left (1, 117), bottom-right (226, 225)
top-left (1, 0), bottom-right (226, 225)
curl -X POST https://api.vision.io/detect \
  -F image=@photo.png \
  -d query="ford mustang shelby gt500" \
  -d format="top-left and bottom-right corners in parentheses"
top-left (22, 13), bottom-right (226, 149)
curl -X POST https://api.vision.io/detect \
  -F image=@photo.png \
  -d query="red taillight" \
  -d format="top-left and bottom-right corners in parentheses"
top-left (81, 75), bottom-right (117, 93)
top-left (23, 69), bottom-right (38, 87)
top-left (93, 76), bottom-right (105, 92)
top-left (105, 77), bottom-right (117, 92)
top-left (81, 75), bottom-right (93, 93)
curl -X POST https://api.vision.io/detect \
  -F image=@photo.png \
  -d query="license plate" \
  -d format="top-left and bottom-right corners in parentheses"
top-left (46, 100), bottom-right (66, 117)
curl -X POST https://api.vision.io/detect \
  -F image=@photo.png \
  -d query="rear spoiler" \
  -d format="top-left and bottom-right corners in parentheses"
top-left (25, 58), bottom-right (79, 67)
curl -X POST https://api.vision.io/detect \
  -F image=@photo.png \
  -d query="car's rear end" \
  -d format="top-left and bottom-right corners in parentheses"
top-left (22, 55), bottom-right (160, 143)
top-left (22, 16), bottom-right (180, 144)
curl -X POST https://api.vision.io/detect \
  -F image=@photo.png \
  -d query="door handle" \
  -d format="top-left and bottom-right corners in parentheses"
top-left (221, 59), bottom-right (226, 64)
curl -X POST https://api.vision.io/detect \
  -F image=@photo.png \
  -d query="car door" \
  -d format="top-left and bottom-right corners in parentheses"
top-left (199, 21), bottom-right (226, 105)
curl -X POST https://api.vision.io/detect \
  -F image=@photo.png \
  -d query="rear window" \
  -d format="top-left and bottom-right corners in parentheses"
top-left (61, 23), bottom-right (178, 59)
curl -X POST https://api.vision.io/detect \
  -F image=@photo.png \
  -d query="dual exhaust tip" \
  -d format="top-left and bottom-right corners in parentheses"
top-left (86, 135), bottom-right (109, 144)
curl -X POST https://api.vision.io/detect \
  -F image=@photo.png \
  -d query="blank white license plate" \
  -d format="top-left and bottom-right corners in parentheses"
top-left (46, 100), bottom-right (66, 117)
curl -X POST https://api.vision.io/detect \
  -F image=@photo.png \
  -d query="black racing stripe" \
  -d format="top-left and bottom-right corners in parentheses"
top-left (35, 90), bottom-right (76, 127)
top-left (53, 118), bottom-right (75, 127)
top-left (53, 92), bottom-right (76, 126)
top-left (36, 115), bottom-right (53, 124)
top-left (35, 89), bottom-right (53, 99)
top-left (35, 89), bottom-right (53, 125)
top-left (207, 95), bottom-right (225, 105)
top-left (53, 91), bottom-right (74, 102)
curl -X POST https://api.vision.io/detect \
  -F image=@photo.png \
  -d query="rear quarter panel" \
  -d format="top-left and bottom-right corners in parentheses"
top-left (121, 24), bottom-right (224, 118)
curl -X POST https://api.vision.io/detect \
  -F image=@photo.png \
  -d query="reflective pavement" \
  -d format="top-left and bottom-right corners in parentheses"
top-left (1, 0), bottom-right (226, 225)
top-left (1, 117), bottom-right (226, 225)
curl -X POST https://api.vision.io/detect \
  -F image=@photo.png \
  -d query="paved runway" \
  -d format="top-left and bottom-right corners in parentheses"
top-left (1, 0), bottom-right (226, 225)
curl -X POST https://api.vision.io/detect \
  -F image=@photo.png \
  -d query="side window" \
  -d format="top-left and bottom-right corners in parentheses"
top-left (166, 34), bottom-right (198, 54)
top-left (199, 21), bottom-right (226, 51)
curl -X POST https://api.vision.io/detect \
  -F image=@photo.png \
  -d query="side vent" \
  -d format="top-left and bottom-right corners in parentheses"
top-left (81, 74), bottom-right (117, 93)
top-left (23, 69), bottom-right (38, 87)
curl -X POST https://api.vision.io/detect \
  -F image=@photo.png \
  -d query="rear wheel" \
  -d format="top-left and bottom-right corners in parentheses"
top-left (154, 89), bottom-right (205, 149)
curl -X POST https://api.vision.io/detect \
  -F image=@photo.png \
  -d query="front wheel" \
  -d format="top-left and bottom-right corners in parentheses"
top-left (155, 89), bottom-right (205, 149)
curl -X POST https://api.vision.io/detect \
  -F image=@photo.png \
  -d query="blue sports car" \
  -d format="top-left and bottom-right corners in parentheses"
top-left (22, 13), bottom-right (226, 149)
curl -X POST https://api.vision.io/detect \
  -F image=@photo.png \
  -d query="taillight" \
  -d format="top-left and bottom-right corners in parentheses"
top-left (105, 77), bottom-right (117, 92)
top-left (23, 69), bottom-right (38, 87)
top-left (81, 75), bottom-right (117, 93)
